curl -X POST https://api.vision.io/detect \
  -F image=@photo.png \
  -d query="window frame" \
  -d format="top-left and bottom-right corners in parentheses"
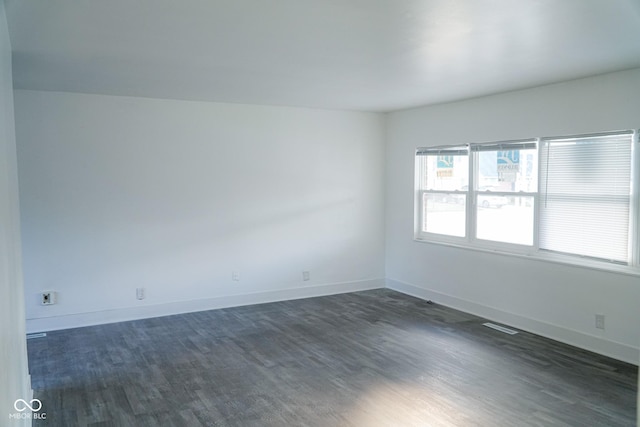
top-left (415, 145), bottom-right (470, 245)
top-left (470, 140), bottom-right (539, 252)
top-left (414, 130), bottom-right (640, 275)
top-left (538, 131), bottom-right (635, 265)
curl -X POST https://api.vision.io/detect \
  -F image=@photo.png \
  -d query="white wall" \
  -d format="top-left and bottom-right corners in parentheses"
top-left (0, 2), bottom-right (31, 425)
top-left (386, 68), bottom-right (640, 364)
top-left (11, 54), bottom-right (639, 373)
top-left (15, 91), bottom-right (385, 331)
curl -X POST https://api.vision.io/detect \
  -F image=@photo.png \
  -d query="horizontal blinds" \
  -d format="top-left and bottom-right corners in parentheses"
top-left (417, 140), bottom-right (536, 155)
top-left (471, 140), bottom-right (537, 152)
top-left (416, 146), bottom-right (468, 156)
top-left (539, 133), bottom-right (633, 263)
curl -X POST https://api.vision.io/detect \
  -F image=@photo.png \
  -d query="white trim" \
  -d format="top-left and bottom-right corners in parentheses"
top-left (413, 237), bottom-right (640, 277)
top-left (467, 151), bottom-right (475, 240)
top-left (25, 279), bottom-right (384, 333)
top-left (386, 278), bottom-right (639, 365)
top-left (630, 131), bottom-right (640, 266)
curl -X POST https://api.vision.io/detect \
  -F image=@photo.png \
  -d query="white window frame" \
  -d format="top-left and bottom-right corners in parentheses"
top-left (415, 146), bottom-right (470, 245)
top-left (414, 130), bottom-right (640, 275)
top-left (469, 140), bottom-right (538, 254)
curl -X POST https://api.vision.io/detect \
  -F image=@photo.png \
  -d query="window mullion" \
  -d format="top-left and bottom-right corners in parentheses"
top-left (533, 138), bottom-right (542, 252)
top-left (467, 147), bottom-right (476, 243)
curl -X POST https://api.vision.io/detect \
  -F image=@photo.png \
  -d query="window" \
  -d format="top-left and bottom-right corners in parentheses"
top-left (473, 141), bottom-right (538, 246)
top-left (539, 132), bottom-right (633, 263)
top-left (415, 130), bottom-right (639, 271)
top-left (415, 146), bottom-right (469, 239)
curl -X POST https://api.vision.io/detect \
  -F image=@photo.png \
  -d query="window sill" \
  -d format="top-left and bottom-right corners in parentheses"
top-left (413, 237), bottom-right (640, 278)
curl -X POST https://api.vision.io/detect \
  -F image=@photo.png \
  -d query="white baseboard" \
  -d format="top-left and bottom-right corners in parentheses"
top-left (26, 276), bottom-right (636, 365)
top-left (26, 279), bottom-right (384, 334)
top-left (386, 278), bottom-right (639, 366)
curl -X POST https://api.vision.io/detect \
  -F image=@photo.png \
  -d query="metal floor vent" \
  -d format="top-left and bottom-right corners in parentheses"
top-left (483, 322), bottom-right (518, 335)
top-left (26, 333), bottom-right (47, 339)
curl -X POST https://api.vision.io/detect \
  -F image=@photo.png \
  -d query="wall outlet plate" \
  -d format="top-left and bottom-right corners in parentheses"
top-left (41, 291), bottom-right (56, 305)
top-left (595, 314), bottom-right (605, 330)
top-left (136, 287), bottom-right (145, 300)
top-left (302, 271), bottom-right (310, 281)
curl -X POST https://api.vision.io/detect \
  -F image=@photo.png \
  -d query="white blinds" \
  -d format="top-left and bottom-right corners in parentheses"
top-left (470, 140), bottom-right (537, 152)
top-left (416, 146), bottom-right (468, 156)
top-left (539, 132), bottom-right (633, 263)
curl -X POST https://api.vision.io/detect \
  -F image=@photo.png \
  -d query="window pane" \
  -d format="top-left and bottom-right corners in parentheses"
top-left (477, 148), bottom-right (538, 192)
top-left (476, 196), bottom-right (534, 245)
top-left (418, 155), bottom-right (469, 191)
top-left (539, 133), bottom-right (632, 262)
top-left (540, 195), bottom-right (629, 261)
top-left (423, 193), bottom-right (466, 237)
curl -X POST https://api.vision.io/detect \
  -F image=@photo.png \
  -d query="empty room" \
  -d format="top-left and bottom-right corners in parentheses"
top-left (2, 0), bottom-right (640, 426)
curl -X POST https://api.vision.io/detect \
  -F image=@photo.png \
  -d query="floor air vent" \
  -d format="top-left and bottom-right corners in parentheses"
top-left (483, 322), bottom-right (518, 335)
top-left (26, 333), bottom-right (47, 339)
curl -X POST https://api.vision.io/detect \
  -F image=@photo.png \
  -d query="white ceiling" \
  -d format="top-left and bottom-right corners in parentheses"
top-left (5, 0), bottom-right (640, 112)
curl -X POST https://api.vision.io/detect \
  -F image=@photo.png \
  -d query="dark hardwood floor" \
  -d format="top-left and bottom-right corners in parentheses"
top-left (27, 289), bottom-right (637, 426)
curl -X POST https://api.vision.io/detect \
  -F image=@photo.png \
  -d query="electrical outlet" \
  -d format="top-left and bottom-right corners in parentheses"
top-left (302, 271), bottom-right (310, 281)
top-left (136, 287), bottom-right (145, 300)
top-left (595, 314), bottom-right (605, 330)
top-left (41, 291), bottom-right (56, 305)
top-left (232, 271), bottom-right (240, 281)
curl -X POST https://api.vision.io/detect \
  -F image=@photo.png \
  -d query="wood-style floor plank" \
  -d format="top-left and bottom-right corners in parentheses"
top-left (28, 289), bottom-right (637, 426)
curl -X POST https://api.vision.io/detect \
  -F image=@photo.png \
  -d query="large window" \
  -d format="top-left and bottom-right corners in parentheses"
top-left (415, 130), bottom-right (638, 270)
